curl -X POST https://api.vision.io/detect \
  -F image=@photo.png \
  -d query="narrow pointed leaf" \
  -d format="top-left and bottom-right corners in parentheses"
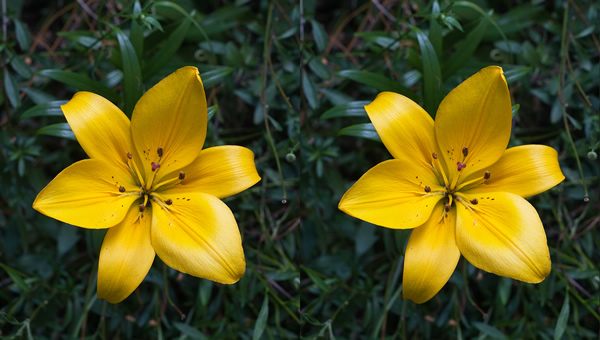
top-left (429, 1), bottom-right (442, 57)
top-left (338, 123), bottom-right (381, 142)
top-left (115, 27), bottom-right (143, 117)
top-left (207, 104), bottom-right (218, 121)
top-left (200, 67), bottom-right (234, 88)
top-left (37, 123), bottom-right (76, 140)
top-left (143, 16), bottom-right (192, 79)
top-left (252, 293), bottom-right (269, 340)
top-left (4, 70), bottom-right (21, 108)
top-left (554, 294), bottom-right (570, 340)
top-left (38, 69), bottom-right (121, 103)
top-left (130, 1), bottom-right (144, 59)
top-left (442, 18), bottom-right (489, 78)
top-left (20, 100), bottom-right (68, 120)
top-left (337, 70), bottom-right (418, 101)
top-left (413, 27), bottom-right (443, 116)
top-left (320, 101), bottom-right (369, 119)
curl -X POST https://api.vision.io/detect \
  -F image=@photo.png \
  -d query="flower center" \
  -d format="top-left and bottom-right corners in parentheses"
top-left (118, 147), bottom-right (187, 217)
top-left (425, 148), bottom-right (491, 214)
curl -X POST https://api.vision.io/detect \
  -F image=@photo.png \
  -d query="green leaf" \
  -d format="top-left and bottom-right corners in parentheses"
top-left (302, 266), bottom-right (330, 292)
top-left (413, 26), bottom-right (443, 117)
top-left (37, 123), bottom-right (76, 140)
top-left (320, 101), bottom-right (369, 119)
top-left (13, 19), bottom-right (31, 51)
top-left (443, 16), bottom-right (464, 32)
top-left (173, 322), bottom-right (207, 339)
top-left (130, 1), bottom-right (144, 58)
top-left (20, 101), bottom-right (67, 120)
top-left (38, 69), bottom-right (120, 103)
top-left (252, 293), bottom-right (269, 340)
top-left (442, 18), bottom-right (489, 78)
top-left (302, 71), bottom-right (319, 109)
top-left (3, 70), bottom-right (21, 109)
top-left (429, 1), bottom-right (442, 57)
top-left (0, 263), bottom-right (29, 292)
top-left (143, 16), bottom-right (192, 79)
top-left (554, 294), bottom-right (570, 340)
top-left (337, 70), bottom-right (418, 100)
top-left (115, 27), bottom-right (143, 117)
top-left (511, 104), bottom-right (520, 117)
top-left (10, 55), bottom-right (32, 79)
top-left (504, 66), bottom-right (532, 84)
top-left (200, 67), bottom-right (234, 88)
top-left (310, 19), bottom-right (328, 53)
top-left (338, 123), bottom-right (381, 142)
top-left (472, 322), bottom-right (509, 340)
top-left (207, 104), bottom-right (218, 121)
top-left (21, 88), bottom-right (57, 104)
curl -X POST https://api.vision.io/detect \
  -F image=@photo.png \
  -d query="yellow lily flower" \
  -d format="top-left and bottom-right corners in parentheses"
top-left (338, 66), bottom-right (564, 304)
top-left (33, 66), bottom-right (261, 303)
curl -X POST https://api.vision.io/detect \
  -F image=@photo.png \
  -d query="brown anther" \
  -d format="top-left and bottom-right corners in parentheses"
top-left (127, 152), bottom-right (133, 159)
top-left (444, 204), bottom-right (451, 212)
top-left (432, 152), bottom-right (438, 159)
top-left (484, 171), bottom-right (491, 180)
top-left (179, 171), bottom-right (185, 180)
top-left (157, 147), bottom-right (164, 157)
top-left (462, 147), bottom-right (469, 157)
top-left (119, 186), bottom-right (126, 193)
top-left (470, 198), bottom-right (479, 205)
top-left (139, 204), bottom-right (146, 212)
top-left (424, 186), bottom-right (431, 193)
top-left (165, 199), bottom-right (173, 205)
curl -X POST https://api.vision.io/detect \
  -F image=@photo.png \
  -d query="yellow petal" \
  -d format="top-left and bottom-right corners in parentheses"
top-left (150, 193), bottom-right (245, 284)
top-left (97, 204), bottom-right (155, 303)
top-left (131, 66), bottom-right (207, 184)
top-left (61, 92), bottom-right (133, 165)
top-left (403, 202), bottom-right (460, 304)
top-left (338, 159), bottom-right (444, 229)
top-left (435, 66), bottom-right (512, 184)
top-left (33, 159), bottom-right (140, 229)
top-left (455, 192), bottom-right (551, 283)
top-left (463, 145), bottom-right (564, 198)
top-left (159, 146), bottom-right (261, 199)
top-left (365, 92), bottom-right (437, 167)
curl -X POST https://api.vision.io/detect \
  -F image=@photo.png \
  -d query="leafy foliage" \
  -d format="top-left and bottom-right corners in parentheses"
top-left (1, 0), bottom-right (598, 339)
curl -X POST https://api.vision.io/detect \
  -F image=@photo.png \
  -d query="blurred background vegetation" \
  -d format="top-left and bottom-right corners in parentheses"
top-left (0, 0), bottom-right (598, 339)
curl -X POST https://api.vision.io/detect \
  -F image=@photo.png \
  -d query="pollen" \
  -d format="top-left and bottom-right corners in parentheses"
top-left (432, 152), bottom-right (438, 159)
top-left (470, 198), bottom-right (479, 205)
top-left (119, 186), bottom-right (126, 193)
top-left (444, 204), bottom-right (451, 212)
top-left (127, 152), bottom-right (133, 159)
top-left (424, 186), bottom-right (431, 193)
top-left (151, 162), bottom-right (161, 171)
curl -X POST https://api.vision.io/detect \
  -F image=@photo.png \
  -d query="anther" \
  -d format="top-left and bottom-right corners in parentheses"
top-left (444, 204), bottom-right (451, 212)
top-left (139, 204), bottom-right (146, 212)
top-left (127, 152), bottom-right (133, 159)
top-left (179, 171), bottom-right (186, 180)
top-left (432, 152), bottom-right (438, 159)
top-left (157, 147), bottom-right (164, 157)
top-left (462, 147), bottom-right (468, 157)
top-left (457, 162), bottom-right (466, 171)
top-left (151, 162), bottom-right (161, 171)
top-left (484, 171), bottom-right (491, 180)
top-left (165, 199), bottom-right (173, 205)
top-left (424, 186), bottom-right (431, 193)
top-left (470, 198), bottom-right (479, 205)
top-left (119, 186), bottom-right (126, 193)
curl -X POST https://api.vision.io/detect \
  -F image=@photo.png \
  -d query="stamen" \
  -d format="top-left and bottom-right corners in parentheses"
top-left (444, 203), bottom-right (451, 212)
top-left (157, 147), bottom-right (164, 157)
top-left (484, 171), bottom-right (491, 180)
top-left (462, 147), bottom-right (468, 157)
top-left (179, 171), bottom-right (185, 180)
top-left (430, 153), bottom-right (450, 188)
top-left (139, 204), bottom-right (146, 212)
top-left (165, 199), bottom-right (173, 205)
top-left (432, 152), bottom-right (438, 159)
top-left (456, 162), bottom-right (466, 171)
top-left (127, 152), bottom-right (133, 159)
top-left (151, 162), bottom-right (161, 172)
top-left (119, 186), bottom-right (126, 193)
top-left (470, 198), bottom-right (479, 205)
top-left (424, 186), bottom-right (431, 193)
